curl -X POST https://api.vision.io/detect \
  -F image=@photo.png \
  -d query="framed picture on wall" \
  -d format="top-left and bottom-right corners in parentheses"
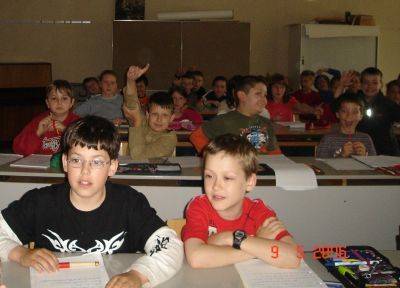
top-left (115, 0), bottom-right (145, 20)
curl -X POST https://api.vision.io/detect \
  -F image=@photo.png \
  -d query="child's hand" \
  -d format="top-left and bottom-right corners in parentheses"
top-left (207, 231), bottom-right (233, 247)
top-left (126, 64), bottom-right (150, 83)
top-left (106, 270), bottom-right (143, 288)
top-left (341, 141), bottom-right (354, 157)
top-left (314, 105), bottom-right (324, 118)
top-left (122, 105), bottom-right (141, 127)
top-left (113, 118), bottom-right (124, 126)
top-left (353, 141), bottom-right (367, 156)
top-left (36, 116), bottom-right (52, 137)
top-left (19, 248), bottom-right (58, 273)
top-left (51, 120), bottom-right (66, 134)
top-left (257, 217), bottom-right (286, 240)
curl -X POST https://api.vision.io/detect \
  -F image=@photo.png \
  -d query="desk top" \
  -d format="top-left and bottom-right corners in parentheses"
top-left (2, 251), bottom-right (399, 287)
top-left (0, 157), bottom-right (399, 182)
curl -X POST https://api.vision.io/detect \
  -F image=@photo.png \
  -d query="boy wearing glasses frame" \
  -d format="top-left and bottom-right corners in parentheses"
top-left (0, 116), bottom-right (183, 288)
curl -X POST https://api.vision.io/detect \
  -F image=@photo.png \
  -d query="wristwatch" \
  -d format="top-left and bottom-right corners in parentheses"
top-left (232, 230), bottom-right (247, 250)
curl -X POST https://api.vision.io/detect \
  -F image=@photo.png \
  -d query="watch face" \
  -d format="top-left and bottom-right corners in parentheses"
top-left (235, 230), bottom-right (246, 239)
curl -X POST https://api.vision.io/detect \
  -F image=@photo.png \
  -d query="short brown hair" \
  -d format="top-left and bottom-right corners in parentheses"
top-left (203, 134), bottom-right (258, 179)
top-left (99, 70), bottom-right (118, 82)
top-left (148, 92), bottom-right (174, 112)
top-left (234, 76), bottom-right (265, 106)
top-left (46, 80), bottom-right (73, 99)
top-left (62, 116), bottom-right (120, 160)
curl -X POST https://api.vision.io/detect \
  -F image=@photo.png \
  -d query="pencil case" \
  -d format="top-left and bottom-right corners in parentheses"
top-left (117, 163), bottom-right (182, 175)
top-left (318, 245), bottom-right (400, 288)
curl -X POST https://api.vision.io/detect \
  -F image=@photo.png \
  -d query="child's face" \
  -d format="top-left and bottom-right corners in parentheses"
top-left (239, 83), bottom-right (267, 115)
top-left (147, 104), bottom-right (174, 132)
top-left (315, 77), bottom-right (329, 92)
top-left (136, 81), bottom-right (147, 98)
top-left (349, 76), bottom-right (361, 93)
top-left (204, 152), bottom-right (256, 219)
top-left (300, 75), bottom-right (314, 90)
top-left (361, 75), bottom-right (382, 100)
top-left (100, 74), bottom-right (118, 98)
top-left (213, 80), bottom-right (227, 97)
top-left (387, 85), bottom-right (400, 105)
top-left (62, 145), bottom-right (118, 208)
top-left (46, 89), bottom-right (74, 118)
top-left (271, 83), bottom-right (286, 101)
top-left (336, 102), bottom-right (362, 132)
top-left (182, 77), bottom-right (194, 94)
top-left (193, 75), bottom-right (204, 90)
top-left (172, 91), bottom-right (187, 111)
top-left (85, 80), bottom-right (101, 95)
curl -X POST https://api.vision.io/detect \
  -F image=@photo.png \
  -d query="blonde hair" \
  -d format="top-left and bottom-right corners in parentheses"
top-left (203, 134), bottom-right (258, 179)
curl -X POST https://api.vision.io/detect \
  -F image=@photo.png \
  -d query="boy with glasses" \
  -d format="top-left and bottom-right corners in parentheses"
top-left (0, 116), bottom-right (183, 288)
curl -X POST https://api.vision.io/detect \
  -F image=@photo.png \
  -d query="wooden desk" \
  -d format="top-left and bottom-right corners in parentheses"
top-left (1, 156), bottom-right (399, 250)
top-left (1, 251), bottom-right (399, 287)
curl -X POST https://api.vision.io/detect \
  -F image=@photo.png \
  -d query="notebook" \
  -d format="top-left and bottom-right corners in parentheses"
top-left (10, 154), bottom-right (51, 169)
top-left (235, 259), bottom-right (327, 288)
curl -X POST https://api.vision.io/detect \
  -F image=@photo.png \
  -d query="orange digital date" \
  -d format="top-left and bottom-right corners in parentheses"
top-left (270, 244), bottom-right (347, 260)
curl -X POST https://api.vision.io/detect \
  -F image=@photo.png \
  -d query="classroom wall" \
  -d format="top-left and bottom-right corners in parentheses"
top-left (146, 0), bottom-right (400, 84)
top-left (0, 1), bottom-right (399, 84)
top-left (0, 1), bottom-right (114, 83)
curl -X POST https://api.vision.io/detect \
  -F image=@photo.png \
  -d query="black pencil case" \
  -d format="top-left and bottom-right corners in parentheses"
top-left (318, 245), bottom-right (400, 288)
top-left (117, 163), bottom-right (182, 175)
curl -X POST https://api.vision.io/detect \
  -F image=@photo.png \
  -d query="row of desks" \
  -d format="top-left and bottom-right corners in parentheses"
top-left (2, 251), bottom-right (399, 287)
top-left (1, 156), bottom-right (399, 250)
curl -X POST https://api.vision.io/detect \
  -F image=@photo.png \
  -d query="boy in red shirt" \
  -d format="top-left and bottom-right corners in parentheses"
top-left (182, 134), bottom-right (300, 268)
top-left (13, 80), bottom-right (79, 156)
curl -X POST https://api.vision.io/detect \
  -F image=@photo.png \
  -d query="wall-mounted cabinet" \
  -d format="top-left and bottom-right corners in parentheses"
top-left (288, 24), bottom-right (379, 88)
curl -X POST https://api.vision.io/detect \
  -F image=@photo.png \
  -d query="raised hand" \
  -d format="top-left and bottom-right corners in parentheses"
top-left (126, 64), bottom-right (150, 83)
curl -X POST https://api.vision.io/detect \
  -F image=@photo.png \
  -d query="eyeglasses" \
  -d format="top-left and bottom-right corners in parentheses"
top-left (67, 158), bottom-right (110, 169)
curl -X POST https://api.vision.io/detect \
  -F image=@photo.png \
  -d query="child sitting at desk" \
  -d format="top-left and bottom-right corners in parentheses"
top-left (356, 67), bottom-right (400, 156)
top-left (1, 116), bottom-right (183, 288)
top-left (169, 85), bottom-right (203, 131)
top-left (266, 73), bottom-right (322, 122)
top-left (182, 134), bottom-right (300, 268)
top-left (316, 94), bottom-right (376, 158)
top-left (13, 80), bottom-right (79, 156)
top-left (190, 75), bottom-right (280, 155)
top-left (123, 65), bottom-right (177, 160)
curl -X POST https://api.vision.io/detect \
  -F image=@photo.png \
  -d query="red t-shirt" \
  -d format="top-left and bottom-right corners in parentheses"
top-left (291, 89), bottom-right (322, 107)
top-left (13, 111), bottom-right (79, 156)
top-left (182, 195), bottom-right (290, 242)
top-left (266, 97), bottom-right (298, 122)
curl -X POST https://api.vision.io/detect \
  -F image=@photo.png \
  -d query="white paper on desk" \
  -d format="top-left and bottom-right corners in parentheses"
top-left (276, 121), bottom-right (306, 129)
top-left (258, 154), bottom-right (295, 165)
top-left (0, 153), bottom-right (23, 166)
top-left (10, 154), bottom-right (51, 169)
top-left (168, 156), bottom-right (201, 168)
top-left (235, 259), bottom-right (327, 288)
top-left (351, 155), bottom-right (400, 168)
top-left (30, 253), bottom-right (109, 288)
top-left (319, 158), bottom-right (373, 170)
top-left (273, 163), bottom-right (317, 190)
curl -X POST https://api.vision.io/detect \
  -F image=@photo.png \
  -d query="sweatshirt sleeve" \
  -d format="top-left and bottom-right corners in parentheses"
top-left (0, 213), bottom-right (23, 261)
top-left (12, 116), bottom-right (43, 156)
top-left (127, 226), bottom-right (184, 288)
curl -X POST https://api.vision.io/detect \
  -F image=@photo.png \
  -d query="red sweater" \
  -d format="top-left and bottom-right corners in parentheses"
top-left (13, 111), bottom-right (79, 156)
